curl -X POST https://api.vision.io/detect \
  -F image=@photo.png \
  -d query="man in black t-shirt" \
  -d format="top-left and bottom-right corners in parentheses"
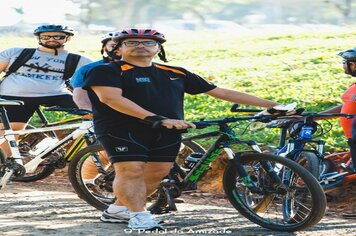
top-left (83, 28), bottom-right (280, 231)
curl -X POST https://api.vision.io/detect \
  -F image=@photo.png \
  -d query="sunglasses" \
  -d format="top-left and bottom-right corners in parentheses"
top-left (122, 41), bottom-right (158, 47)
top-left (39, 35), bottom-right (67, 40)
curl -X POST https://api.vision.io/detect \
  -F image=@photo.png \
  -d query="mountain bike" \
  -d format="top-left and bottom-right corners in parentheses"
top-left (323, 151), bottom-right (356, 188)
top-left (0, 98), bottom-right (96, 189)
top-left (68, 111), bottom-right (326, 232)
top-left (11, 107), bottom-right (90, 182)
top-left (262, 111), bottom-right (356, 191)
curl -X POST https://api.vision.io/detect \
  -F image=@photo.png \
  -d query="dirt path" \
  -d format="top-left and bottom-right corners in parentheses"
top-left (0, 180), bottom-right (355, 236)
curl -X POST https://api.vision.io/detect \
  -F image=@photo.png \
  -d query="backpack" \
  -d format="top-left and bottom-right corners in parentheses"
top-left (2, 48), bottom-right (82, 88)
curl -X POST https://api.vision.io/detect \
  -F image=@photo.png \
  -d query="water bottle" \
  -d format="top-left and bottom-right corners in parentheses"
top-left (300, 126), bottom-right (313, 139)
top-left (29, 137), bottom-right (59, 155)
top-left (184, 153), bottom-right (204, 169)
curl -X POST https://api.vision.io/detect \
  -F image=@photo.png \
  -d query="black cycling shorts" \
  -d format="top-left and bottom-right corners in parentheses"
top-left (97, 126), bottom-right (182, 163)
top-left (0, 95), bottom-right (77, 123)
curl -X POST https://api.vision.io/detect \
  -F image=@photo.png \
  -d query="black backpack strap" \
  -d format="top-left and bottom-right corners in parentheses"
top-left (63, 53), bottom-right (81, 91)
top-left (63, 53), bottom-right (81, 81)
top-left (4, 48), bottom-right (36, 77)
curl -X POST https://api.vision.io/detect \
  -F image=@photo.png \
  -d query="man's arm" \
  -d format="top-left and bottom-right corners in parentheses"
top-left (206, 87), bottom-right (279, 108)
top-left (319, 105), bottom-right (342, 114)
top-left (0, 61), bottom-right (9, 75)
top-left (72, 88), bottom-right (92, 110)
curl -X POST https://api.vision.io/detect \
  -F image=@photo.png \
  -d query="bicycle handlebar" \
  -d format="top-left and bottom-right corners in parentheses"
top-left (192, 114), bottom-right (281, 129)
top-left (265, 113), bottom-right (356, 129)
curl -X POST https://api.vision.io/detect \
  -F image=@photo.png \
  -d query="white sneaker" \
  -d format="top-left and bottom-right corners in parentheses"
top-left (128, 211), bottom-right (163, 231)
top-left (100, 209), bottom-right (130, 223)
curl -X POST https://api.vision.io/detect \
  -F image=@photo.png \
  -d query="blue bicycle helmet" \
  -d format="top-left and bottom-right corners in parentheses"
top-left (33, 24), bottom-right (74, 36)
top-left (338, 48), bottom-right (356, 77)
top-left (338, 48), bottom-right (356, 62)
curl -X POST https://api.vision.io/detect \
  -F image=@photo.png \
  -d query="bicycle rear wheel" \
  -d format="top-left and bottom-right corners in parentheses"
top-left (223, 152), bottom-right (326, 232)
top-left (68, 140), bottom-right (205, 211)
top-left (68, 144), bottom-right (114, 211)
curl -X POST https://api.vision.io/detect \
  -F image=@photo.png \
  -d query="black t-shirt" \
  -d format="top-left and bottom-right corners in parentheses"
top-left (83, 61), bottom-right (216, 133)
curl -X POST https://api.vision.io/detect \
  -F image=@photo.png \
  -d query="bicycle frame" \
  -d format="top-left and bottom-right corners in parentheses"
top-left (324, 151), bottom-right (356, 185)
top-left (166, 117), bottom-right (278, 197)
top-left (0, 103), bottom-right (94, 189)
top-left (270, 113), bottom-right (356, 188)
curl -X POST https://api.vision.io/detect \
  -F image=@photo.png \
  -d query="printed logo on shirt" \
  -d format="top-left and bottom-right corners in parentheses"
top-left (115, 146), bottom-right (129, 152)
top-left (169, 77), bottom-right (180, 81)
top-left (136, 77), bottom-right (151, 83)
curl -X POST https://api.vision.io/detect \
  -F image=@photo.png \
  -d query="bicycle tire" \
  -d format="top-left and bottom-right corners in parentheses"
top-left (68, 140), bottom-right (205, 212)
top-left (223, 152), bottom-right (326, 232)
top-left (297, 152), bottom-right (320, 178)
top-left (12, 131), bottom-right (56, 182)
top-left (68, 144), bottom-right (112, 211)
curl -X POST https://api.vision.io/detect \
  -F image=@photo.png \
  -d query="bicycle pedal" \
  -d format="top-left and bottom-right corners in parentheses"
top-left (150, 207), bottom-right (174, 215)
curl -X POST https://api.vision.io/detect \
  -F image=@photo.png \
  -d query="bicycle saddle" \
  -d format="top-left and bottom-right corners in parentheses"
top-left (0, 98), bottom-right (24, 106)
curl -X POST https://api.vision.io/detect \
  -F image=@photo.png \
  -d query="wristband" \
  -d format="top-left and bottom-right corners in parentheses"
top-left (143, 115), bottom-right (167, 128)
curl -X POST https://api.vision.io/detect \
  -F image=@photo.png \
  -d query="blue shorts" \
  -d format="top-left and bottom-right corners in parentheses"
top-left (97, 126), bottom-right (182, 163)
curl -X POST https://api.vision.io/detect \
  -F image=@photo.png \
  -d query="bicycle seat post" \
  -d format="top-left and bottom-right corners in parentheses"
top-left (0, 106), bottom-right (12, 131)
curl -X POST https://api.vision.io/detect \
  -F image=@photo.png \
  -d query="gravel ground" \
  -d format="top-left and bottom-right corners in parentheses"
top-left (0, 180), bottom-right (355, 236)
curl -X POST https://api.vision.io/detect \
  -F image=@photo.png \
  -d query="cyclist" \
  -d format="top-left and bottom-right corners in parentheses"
top-left (82, 28), bottom-right (282, 231)
top-left (321, 48), bottom-right (356, 173)
top-left (70, 32), bottom-right (120, 182)
top-left (0, 24), bottom-right (93, 156)
top-left (71, 31), bottom-right (120, 110)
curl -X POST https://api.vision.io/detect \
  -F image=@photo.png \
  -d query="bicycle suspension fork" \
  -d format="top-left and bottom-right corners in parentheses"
top-left (0, 107), bottom-right (25, 189)
top-left (232, 141), bottom-right (283, 192)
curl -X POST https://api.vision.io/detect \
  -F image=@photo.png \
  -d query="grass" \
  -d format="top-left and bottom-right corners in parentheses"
top-left (2, 27), bottom-right (356, 151)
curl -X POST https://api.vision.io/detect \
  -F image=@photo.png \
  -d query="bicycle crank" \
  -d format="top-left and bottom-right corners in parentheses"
top-left (0, 162), bottom-right (26, 189)
top-left (0, 161), bottom-right (26, 177)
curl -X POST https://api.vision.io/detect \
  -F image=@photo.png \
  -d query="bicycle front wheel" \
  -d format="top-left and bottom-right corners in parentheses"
top-left (296, 152), bottom-right (320, 178)
top-left (223, 153), bottom-right (326, 232)
top-left (12, 131), bottom-right (56, 182)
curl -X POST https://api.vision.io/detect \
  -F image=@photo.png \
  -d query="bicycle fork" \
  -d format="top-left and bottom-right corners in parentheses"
top-left (0, 132), bottom-right (25, 189)
top-left (231, 142), bottom-right (283, 193)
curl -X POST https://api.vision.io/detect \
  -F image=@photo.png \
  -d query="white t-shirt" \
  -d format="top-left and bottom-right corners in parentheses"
top-left (0, 48), bottom-right (92, 97)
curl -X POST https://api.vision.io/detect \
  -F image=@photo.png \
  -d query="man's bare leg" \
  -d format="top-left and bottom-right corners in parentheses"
top-left (144, 162), bottom-right (173, 196)
top-left (112, 161), bottom-right (173, 211)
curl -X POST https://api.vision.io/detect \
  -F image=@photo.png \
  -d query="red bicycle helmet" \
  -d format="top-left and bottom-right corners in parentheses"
top-left (113, 28), bottom-right (166, 43)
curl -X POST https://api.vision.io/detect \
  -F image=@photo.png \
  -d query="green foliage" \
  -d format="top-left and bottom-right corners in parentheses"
top-left (1, 28), bottom-right (355, 151)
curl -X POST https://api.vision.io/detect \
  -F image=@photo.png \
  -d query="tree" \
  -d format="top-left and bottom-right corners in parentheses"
top-left (324, 0), bottom-right (353, 23)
